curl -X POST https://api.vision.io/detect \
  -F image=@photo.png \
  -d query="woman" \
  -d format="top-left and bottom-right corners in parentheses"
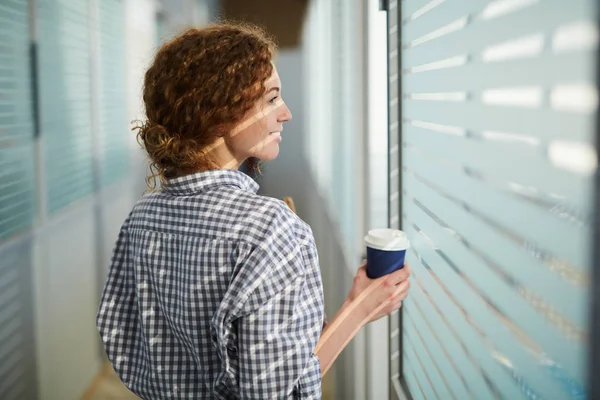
top-left (97, 23), bottom-right (410, 399)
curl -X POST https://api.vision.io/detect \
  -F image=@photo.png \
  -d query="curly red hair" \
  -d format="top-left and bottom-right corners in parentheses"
top-left (135, 22), bottom-right (277, 188)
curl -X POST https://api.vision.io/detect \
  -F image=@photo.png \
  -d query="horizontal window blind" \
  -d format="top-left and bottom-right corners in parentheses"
top-left (0, 2), bottom-right (37, 397)
top-left (38, 0), bottom-right (94, 213)
top-left (0, 242), bottom-right (36, 400)
top-left (400, 0), bottom-right (596, 399)
top-left (0, 0), bottom-right (36, 240)
top-left (97, 0), bottom-right (128, 186)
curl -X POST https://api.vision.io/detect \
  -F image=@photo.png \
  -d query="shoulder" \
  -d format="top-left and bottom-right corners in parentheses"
top-left (226, 195), bottom-right (319, 314)
top-left (124, 187), bottom-right (315, 250)
top-left (230, 190), bottom-right (315, 249)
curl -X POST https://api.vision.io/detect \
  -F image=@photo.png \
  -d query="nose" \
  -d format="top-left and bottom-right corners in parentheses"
top-left (278, 101), bottom-right (292, 122)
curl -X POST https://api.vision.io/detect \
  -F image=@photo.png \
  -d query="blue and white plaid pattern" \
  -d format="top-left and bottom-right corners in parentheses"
top-left (97, 169), bottom-right (325, 399)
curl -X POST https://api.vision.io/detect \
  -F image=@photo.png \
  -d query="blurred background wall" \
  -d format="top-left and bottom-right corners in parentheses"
top-left (0, 0), bottom-right (386, 398)
top-left (1, 1), bottom-right (215, 399)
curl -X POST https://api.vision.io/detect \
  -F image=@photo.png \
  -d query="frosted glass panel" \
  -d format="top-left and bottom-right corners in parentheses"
top-left (0, 0), bottom-right (36, 240)
top-left (0, 240), bottom-right (37, 400)
top-left (38, 0), bottom-right (94, 213)
top-left (400, 0), bottom-right (596, 398)
top-left (97, 0), bottom-right (129, 186)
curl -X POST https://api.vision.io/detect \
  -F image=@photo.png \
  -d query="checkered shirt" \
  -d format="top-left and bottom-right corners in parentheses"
top-left (97, 169), bottom-right (325, 399)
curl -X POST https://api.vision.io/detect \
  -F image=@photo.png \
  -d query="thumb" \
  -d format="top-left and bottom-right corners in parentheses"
top-left (357, 263), bottom-right (367, 276)
top-left (357, 259), bottom-right (367, 270)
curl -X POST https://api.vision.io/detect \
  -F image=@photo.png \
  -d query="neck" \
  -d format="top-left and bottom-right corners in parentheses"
top-left (205, 137), bottom-right (244, 170)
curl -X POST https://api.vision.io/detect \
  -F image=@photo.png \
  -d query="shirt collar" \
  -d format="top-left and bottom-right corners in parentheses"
top-left (162, 169), bottom-right (259, 196)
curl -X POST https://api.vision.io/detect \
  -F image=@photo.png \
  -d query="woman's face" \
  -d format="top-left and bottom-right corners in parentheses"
top-left (227, 66), bottom-right (292, 163)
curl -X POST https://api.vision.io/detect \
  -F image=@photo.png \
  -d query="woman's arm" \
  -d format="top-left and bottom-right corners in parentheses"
top-left (314, 263), bottom-right (411, 375)
top-left (234, 242), bottom-right (325, 399)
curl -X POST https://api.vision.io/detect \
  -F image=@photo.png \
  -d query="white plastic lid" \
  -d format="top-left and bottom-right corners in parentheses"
top-left (364, 228), bottom-right (410, 251)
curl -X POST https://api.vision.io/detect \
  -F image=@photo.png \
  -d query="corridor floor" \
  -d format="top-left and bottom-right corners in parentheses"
top-left (83, 362), bottom-right (334, 399)
top-left (83, 363), bottom-right (139, 400)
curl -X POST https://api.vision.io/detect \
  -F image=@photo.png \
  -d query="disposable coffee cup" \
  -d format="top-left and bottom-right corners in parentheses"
top-left (364, 228), bottom-right (410, 279)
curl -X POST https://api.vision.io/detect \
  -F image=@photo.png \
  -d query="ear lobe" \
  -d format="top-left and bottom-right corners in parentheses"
top-left (214, 124), bottom-right (228, 138)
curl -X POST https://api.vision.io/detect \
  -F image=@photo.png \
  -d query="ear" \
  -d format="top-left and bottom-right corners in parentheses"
top-left (214, 124), bottom-right (228, 138)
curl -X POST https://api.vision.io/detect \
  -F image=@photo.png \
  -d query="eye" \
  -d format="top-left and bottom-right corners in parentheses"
top-left (269, 96), bottom-right (279, 104)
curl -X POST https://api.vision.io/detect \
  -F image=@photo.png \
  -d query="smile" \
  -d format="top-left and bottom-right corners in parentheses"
top-left (270, 132), bottom-right (282, 141)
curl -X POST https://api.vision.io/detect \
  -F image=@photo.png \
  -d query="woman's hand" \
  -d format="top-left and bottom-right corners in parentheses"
top-left (346, 261), bottom-right (411, 324)
top-left (315, 261), bottom-right (411, 375)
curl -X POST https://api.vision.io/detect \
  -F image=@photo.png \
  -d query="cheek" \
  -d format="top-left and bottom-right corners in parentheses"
top-left (229, 117), bottom-right (268, 150)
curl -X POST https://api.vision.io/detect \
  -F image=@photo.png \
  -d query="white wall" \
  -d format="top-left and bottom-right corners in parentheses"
top-left (34, 198), bottom-right (103, 400)
top-left (365, 1), bottom-right (391, 399)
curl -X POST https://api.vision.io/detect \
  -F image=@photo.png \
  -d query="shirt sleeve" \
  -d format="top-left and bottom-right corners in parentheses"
top-left (236, 242), bottom-right (324, 399)
top-left (96, 215), bottom-right (139, 386)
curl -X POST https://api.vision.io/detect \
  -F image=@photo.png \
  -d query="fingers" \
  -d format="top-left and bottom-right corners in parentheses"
top-left (387, 263), bottom-right (411, 285)
top-left (381, 294), bottom-right (405, 317)
top-left (392, 299), bottom-right (403, 310)
top-left (384, 281), bottom-right (409, 315)
top-left (355, 260), bottom-right (368, 277)
top-left (392, 279), bottom-right (410, 299)
top-left (381, 278), bottom-right (410, 302)
top-left (368, 280), bottom-right (409, 321)
top-left (356, 266), bottom-right (367, 278)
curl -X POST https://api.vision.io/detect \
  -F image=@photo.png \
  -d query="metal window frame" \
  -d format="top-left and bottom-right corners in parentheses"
top-left (589, 3), bottom-right (600, 397)
top-left (382, 0), bottom-right (412, 398)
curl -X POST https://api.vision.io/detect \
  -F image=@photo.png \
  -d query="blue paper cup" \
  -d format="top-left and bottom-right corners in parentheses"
top-left (365, 228), bottom-right (410, 279)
